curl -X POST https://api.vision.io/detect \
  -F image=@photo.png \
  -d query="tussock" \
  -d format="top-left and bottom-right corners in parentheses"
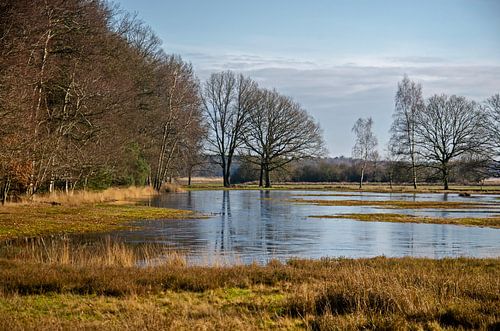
top-left (159, 182), bottom-right (186, 193)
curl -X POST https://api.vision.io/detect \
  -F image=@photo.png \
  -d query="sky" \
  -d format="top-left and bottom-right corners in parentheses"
top-left (115, 0), bottom-right (500, 156)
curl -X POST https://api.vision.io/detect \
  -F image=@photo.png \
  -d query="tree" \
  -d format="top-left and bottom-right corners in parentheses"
top-left (201, 71), bottom-right (258, 187)
top-left (389, 75), bottom-right (424, 189)
top-left (244, 89), bottom-right (325, 187)
top-left (147, 55), bottom-right (202, 190)
top-left (415, 95), bottom-right (488, 189)
top-left (485, 94), bottom-right (500, 172)
top-left (352, 118), bottom-right (378, 188)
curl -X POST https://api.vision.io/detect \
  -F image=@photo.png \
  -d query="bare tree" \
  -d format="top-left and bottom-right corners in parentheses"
top-left (352, 117), bottom-right (378, 188)
top-left (244, 89), bottom-right (325, 187)
top-left (415, 95), bottom-right (488, 189)
top-left (202, 71), bottom-right (258, 187)
top-left (486, 94), bottom-right (500, 152)
top-left (390, 75), bottom-right (424, 189)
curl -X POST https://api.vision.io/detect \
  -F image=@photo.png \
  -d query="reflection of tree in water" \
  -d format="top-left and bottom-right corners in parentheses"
top-left (215, 190), bottom-right (234, 252)
top-left (258, 190), bottom-right (297, 257)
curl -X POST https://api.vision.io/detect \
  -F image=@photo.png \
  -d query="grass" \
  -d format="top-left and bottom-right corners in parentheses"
top-left (0, 242), bottom-right (498, 330)
top-left (0, 203), bottom-right (194, 241)
top-left (32, 186), bottom-right (158, 206)
top-left (288, 198), bottom-right (497, 209)
top-left (0, 186), bottom-right (196, 240)
top-left (185, 182), bottom-right (500, 194)
top-left (310, 213), bottom-right (500, 228)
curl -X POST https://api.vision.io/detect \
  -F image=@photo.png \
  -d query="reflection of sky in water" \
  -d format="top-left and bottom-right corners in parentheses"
top-left (85, 190), bottom-right (500, 264)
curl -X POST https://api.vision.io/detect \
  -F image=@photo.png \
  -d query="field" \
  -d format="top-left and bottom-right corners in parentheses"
top-left (184, 179), bottom-right (500, 194)
top-left (0, 239), bottom-right (498, 330)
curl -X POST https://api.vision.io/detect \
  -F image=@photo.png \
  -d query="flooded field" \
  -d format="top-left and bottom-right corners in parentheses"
top-left (70, 190), bottom-right (500, 264)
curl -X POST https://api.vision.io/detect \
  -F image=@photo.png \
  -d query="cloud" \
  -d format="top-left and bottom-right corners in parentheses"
top-left (385, 56), bottom-right (448, 65)
top-left (176, 48), bottom-right (500, 156)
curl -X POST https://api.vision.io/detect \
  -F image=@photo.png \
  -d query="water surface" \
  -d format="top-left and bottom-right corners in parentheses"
top-left (87, 190), bottom-right (500, 264)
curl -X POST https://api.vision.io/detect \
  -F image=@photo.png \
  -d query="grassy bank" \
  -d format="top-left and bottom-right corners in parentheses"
top-left (311, 213), bottom-right (500, 228)
top-left (288, 198), bottom-right (496, 209)
top-left (185, 182), bottom-right (500, 194)
top-left (0, 246), bottom-right (498, 330)
top-left (0, 187), bottom-right (195, 240)
top-left (0, 203), bottom-right (194, 240)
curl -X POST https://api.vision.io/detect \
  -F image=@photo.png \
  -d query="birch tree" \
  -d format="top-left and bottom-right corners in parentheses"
top-left (389, 75), bottom-right (424, 189)
top-left (352, 118), bottom-right (378, 188)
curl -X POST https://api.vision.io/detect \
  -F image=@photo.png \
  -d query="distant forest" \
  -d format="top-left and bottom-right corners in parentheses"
top-left (1, 0), bottom-right (499, 203)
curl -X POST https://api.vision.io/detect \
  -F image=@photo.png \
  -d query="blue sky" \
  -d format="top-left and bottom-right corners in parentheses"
top-left (116, 0), bottom-right (500, 156)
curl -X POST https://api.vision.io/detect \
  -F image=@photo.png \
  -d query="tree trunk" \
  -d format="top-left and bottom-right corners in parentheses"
top-left (264, 165), bottom-right (271, 188)
top-left (49, 177), bottom-right (54, 194)
top-left (1, 178), bottom-right (11, 205)
top-left (221, 157), bottom-right (229, 187)
top-left (259, 162), bottom-right (264, 187)
top-left (188, 168), bottom-right (192, 187)
top-left (359, 165), bottom-right (365, 189)
top-left (412, 162), bottom-right (417, 189)
top-left (442, 163), bottom-right (449, 190)
top-left (411, 132), bottom-right (417, 189)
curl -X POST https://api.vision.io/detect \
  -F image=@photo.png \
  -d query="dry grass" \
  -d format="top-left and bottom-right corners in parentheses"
top-left (31, 186), bottom-right (158, 206)
top-left (0, 237), bottom-right (187, 268)
top-left (289, 198), bottom-right (497, 209)
top-left (0, 248), bottom-right (498, 330)
top-left (310, 213), bottom-right (500, 228)
top-left (187, 182), bottom-right (500, 194)
top-left (159, 182), bottom-right (186, 193)
top-left (177, 177), bottom-right (223, 185)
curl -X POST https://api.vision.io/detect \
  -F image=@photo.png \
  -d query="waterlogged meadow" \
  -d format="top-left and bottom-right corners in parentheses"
top-left (67, 190), bottom-right (500, 264)
top-left (0, 188), bottom-right (499, 330)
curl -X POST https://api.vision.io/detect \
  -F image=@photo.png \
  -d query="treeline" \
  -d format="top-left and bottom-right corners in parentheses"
top-left (0, 0), bottom-right (325, 202)
top-left (233, 75), bottom-right (500, 188)
top-left (347, 76), bottom-right (499, 189)
top-left (388, 76), bottom-right (499, 189)
top-left (232, 156), bottom-right (498, 186)
top-left (0, 0), bottom-right (205, 203)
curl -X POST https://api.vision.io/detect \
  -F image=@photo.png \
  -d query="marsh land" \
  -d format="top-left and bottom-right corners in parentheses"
top-left (0, 185), bottom-right (499, 330)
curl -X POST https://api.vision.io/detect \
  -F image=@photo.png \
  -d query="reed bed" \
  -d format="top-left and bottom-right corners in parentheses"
top-left (0, 236), bottom-right (186, 268)
top-left (30, 186), bottom-right (158, 206)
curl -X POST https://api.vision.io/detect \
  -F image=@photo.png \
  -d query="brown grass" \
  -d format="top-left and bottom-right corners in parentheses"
top-left (310, 213), bottom-right (500, 228)
top-left (31, 186), bottom-right (158, 206)
top-left (0, 250), bottom-right (498, 330)
top-left (159, 182), bottom-right (186, 193)
top-left (289, 198), bottom-right (497, 209)
top-left (0, 236), bottom-right (187, 268)
top-left (186, 182), bottom-right (500, 194)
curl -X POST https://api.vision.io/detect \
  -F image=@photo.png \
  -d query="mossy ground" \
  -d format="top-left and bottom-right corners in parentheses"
top-left (0, 203), bottom-right (194, 240)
